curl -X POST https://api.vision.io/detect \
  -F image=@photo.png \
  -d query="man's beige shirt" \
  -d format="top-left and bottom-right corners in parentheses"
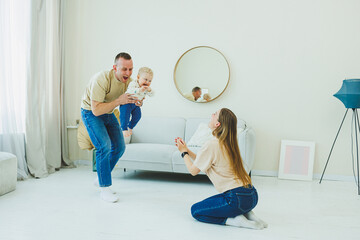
top-left (184, 92), bottom-right (195, 101)
top-left (81, 69), bottom-right (132, 113)
top-left (193, 137), bottom-right (242, 193)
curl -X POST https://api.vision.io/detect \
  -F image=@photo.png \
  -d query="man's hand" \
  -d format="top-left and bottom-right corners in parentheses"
top-left (91, 93), bottom-right (138, 116)
top-left (117, 93), bottom-right (138, 105)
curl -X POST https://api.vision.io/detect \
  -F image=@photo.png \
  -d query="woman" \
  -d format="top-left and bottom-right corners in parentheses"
top-left (175, 108), bottom-right (267, 229)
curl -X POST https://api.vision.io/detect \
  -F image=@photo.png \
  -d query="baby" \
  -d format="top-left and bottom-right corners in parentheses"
top-left (203, 93), bottom-right (211, 102)
top-left (197, 93), bottom-right (211, 102)
top-left (120, 67), bottom-right (154, 137)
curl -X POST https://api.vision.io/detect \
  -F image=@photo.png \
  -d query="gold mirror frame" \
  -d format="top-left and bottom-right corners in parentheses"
top-left (173, 46), bottom-right (230, 103)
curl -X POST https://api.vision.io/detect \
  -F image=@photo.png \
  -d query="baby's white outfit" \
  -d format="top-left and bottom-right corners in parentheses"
top-left (125, 80), bottom-right (154, 100)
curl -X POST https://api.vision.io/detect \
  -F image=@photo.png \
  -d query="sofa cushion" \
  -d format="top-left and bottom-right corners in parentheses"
top-left (131, 117), bottom-right (186, 145)
top-left (184, 118), bottom-right (210, 142)
top-left (187, 123), bottom-right (213, 147)
top-left (121, 143), bottom-right (178, 164)
top-left (185, 117), bottom-right (248, 142)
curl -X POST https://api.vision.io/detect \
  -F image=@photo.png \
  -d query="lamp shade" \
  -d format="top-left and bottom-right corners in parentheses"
top-left (334, 79), bottom-right (360, 109)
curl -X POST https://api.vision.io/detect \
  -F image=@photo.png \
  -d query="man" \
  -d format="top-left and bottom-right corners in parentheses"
top-left (184, 86), bottom-right (202, 102)
top-left (80, 52), bottom-right (140, 203)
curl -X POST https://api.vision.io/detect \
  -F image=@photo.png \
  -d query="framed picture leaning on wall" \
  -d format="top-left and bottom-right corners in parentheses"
top-left (278, 140), bottom-right (316, 181)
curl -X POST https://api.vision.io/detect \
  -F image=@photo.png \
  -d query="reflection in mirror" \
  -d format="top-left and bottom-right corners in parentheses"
top-left (174, 46), bottom-right (230, 103)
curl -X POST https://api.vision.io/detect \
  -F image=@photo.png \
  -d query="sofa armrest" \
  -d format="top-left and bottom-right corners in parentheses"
top-left (238, 127), bottom-right (256, 174)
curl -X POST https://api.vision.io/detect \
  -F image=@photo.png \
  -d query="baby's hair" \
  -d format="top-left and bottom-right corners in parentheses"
top-left (138, 67), bottom-right (153, 77)
top-left (203, 93), bottom-right (211, 100)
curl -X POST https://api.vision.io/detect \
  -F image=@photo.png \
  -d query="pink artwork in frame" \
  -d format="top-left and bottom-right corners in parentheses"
top-left (278, 140), bottom-right (315, 181)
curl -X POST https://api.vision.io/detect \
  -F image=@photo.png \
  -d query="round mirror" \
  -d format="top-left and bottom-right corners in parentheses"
top-left (174, 46), bottom-right (230, 103)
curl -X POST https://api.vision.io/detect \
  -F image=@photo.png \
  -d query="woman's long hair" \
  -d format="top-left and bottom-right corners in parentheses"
top-left (212, 108), bottom-right (252, 187)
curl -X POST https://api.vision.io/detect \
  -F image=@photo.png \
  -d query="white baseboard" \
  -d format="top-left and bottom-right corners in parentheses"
top-left (251, 170), bottom-right (278, 177)
top-left (251, 170), bottom-right (355, 182)
top-left (74, 159), bottom-right (91, 166)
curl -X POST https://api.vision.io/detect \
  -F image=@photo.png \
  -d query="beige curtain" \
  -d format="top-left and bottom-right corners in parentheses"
top-left (26, 0), bottom-right (71, 178)
top-left (0, 0), bottom-right (30, 180)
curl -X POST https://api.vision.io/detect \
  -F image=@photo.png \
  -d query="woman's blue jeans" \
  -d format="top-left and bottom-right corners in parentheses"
top-left (81, 109), bottom-right (125, 187)
top-left (191, 185), bottom-right (258, 225)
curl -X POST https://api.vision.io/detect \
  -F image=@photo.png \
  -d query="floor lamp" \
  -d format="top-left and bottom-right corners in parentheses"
top-left (319, 79), bottom-right (360, 195)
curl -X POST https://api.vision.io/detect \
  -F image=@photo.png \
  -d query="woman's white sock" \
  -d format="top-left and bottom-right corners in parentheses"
top-left (100, 187), bottom-right (118, 203)
top-left (94, 178), bottom-right (116, 194)
top-left (226, 215), bottom-right (264, 230)
top-left (244, 211), bottom-right (268, 228)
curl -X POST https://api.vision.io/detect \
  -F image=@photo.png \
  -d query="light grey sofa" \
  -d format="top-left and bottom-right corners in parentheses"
top-left (117, 117), bottom-right (256, 174)
top-left (0, 152), bottom-right (17, 196)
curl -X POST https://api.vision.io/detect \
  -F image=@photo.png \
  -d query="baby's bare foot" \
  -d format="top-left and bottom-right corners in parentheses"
top-left (123, 130), bottom-right (131, 137)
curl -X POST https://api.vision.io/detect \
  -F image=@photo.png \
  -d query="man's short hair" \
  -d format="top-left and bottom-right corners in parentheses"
top-left (114, 52), bottom-right (132, 64)
top-left (138, 67), bottom-right (153, 77)
top-left (192, 86), bottom-right (201, 92)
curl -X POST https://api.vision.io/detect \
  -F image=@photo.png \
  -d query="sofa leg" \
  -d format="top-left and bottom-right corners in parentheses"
top-left (249, 171), bottom-right (252, 178)
top-left (124, 168), bottom-right (126, 172)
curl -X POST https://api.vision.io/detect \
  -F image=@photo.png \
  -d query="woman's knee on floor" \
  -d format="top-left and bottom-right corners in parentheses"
top-left (191, 203), bottom-right (201, 220)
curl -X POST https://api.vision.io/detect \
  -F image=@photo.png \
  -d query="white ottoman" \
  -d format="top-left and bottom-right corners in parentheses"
top-left (0, 152), bottom-right (17, 196)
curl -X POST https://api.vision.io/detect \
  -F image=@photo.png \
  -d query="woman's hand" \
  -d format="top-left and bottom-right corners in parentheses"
top-left (175, 137), bottom-right (200, 176)
top-left (175, 137), bottom-right (188, 153)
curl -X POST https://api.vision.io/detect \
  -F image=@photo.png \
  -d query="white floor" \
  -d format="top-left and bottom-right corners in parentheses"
top-left (0, 166), bottom-right (360, 240)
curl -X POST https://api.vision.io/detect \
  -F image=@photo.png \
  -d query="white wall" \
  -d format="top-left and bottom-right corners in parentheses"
top-left (63, 0), bottom-right (360, 176)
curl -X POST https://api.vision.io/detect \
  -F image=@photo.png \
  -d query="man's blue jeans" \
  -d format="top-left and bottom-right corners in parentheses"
top-left (81, 108), bottom-right (125, 187)
top-left (191, 185), bottom-right (258, 225)
top-left (119, 103), bottom-right (141, 131)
